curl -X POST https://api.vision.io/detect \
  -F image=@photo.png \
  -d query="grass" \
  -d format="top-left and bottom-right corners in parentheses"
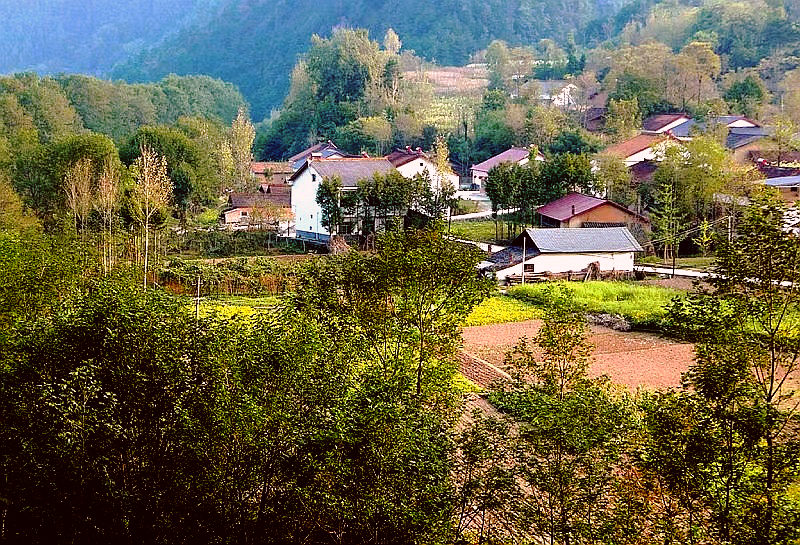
top-left (507, 281), bottom-right (684, 327)
top-left (449, 220), bottom-right (501, 243)
top-left (449, 214), bottom-right (525, 244)
top-left (637, 255), bottom-right (716, 271)
top-left (464, 295), bottom-right (539, 326)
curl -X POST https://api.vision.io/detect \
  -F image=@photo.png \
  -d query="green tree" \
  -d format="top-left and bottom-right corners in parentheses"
top-left (771, 115), bottom-right (798, 168)
top-left (539, 153), bottom-right (595, 197)
top-left (229, 107), bottom-right (255, 191)
top-left (130, 145), bottom-right (172, 288)
top-left (548, 129), bottom-right (602, 156)
top-left (316, 175), bottom-right (345, 234)
top-left (724, 75), bottom-right (766, 118)
top-left (666, 192), bottom-right (800, 544)
top-left (605, 97), bottom-right (640, 140)
top-left (490, 286), bottom-right (642, 545)
top-left (594, 153), bottom-right (636, 205)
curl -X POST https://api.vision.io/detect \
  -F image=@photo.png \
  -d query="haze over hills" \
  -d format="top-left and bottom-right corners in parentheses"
top-left (0, 0), bottom-right (630, 119)
top-left (113, 0), bottom-right (629, 118)
top-left (0, 0), bottom-right (229, 76)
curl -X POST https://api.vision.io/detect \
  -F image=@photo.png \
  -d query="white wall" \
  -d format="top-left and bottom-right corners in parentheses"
top-left (652, 116), bottom-right (691, 133)
top-left (396, 159), bottom-right (459, 188)
top-left (495, 251), bottom-right (635, 279)
top-left (623, 147), bottom-right (659, 167)
top-left (290, 166), bottom-right (327, 238)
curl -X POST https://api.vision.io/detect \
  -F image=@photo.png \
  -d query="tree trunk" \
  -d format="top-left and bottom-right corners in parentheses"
top-left (143, 218), bottom-right (150, 289)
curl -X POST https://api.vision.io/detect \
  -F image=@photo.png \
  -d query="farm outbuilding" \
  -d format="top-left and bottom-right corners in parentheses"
top-left (484, 227), bottom-right (643, 281)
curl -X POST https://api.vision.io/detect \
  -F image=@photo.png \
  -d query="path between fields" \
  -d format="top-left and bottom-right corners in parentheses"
top-left (461, 319), bottom-right (695, 391)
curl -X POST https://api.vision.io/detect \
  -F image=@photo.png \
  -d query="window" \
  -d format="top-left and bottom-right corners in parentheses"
top-left (241, 211), bottom-right (248, 216)
top-left (420, 162), bottom-right (424, 167)
top-left (792, 187), bottom-right (799, 193)
top-left (524, 264), bottom-right (535, 273)
top-left (312, 173), bottom-right (317, 182)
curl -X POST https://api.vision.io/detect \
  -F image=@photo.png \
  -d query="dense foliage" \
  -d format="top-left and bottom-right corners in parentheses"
top-left (0, 228), bottom-right (491, 544)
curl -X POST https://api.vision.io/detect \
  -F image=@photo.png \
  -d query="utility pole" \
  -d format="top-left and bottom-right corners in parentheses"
top-left (195, 275), bottom-right (201, 321)
top-left (521, 235), bottom-right (527, 285)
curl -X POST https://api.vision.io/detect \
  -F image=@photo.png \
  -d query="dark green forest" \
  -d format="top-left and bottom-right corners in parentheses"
top-left (85, 0), bottom-right (628, 118)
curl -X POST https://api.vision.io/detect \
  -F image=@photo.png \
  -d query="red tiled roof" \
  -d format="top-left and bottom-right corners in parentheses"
top-left (642, 113), bottom-right (690, 132)
top-left (471, 147), bottom-right (539, 173)
top-left (386, 147), bottom-right (429, 168)
top-left (603, 133), bottom-right (667, 160)
top-left (288, 142), bottom-right (334, 163)
top-left (629, 160), bottom-right (659, 184)
top-left (259, 183), bottom-right (291, 195)
top-left (536, 192), bottom-right (646, 222)
top-left (251, 161), bottom-right (292, 175)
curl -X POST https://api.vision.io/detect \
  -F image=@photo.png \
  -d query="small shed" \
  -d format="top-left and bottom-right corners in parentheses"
top-left (536, 192), bottom-right (650, 231)
top-left (486, 227), bottom-right (643, 280)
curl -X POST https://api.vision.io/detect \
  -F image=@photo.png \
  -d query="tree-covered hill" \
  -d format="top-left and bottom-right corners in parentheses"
top-left (111, 0), bottom-right (629, 119)
top-left (0, 0), bottom-right (226, 76)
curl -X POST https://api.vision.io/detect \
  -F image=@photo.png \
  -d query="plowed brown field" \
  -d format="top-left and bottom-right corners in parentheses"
top-left (462, 320), bottom-right (695, 391)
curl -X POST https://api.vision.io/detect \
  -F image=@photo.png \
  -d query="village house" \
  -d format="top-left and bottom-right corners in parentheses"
top-left (536, 192), bottom-right (650, 233)
top-left (762, 175), bottom-right (800, 204)
top-left (484, 227), bottom-right (643, 281)
top-left (250, 161), bottom-right (293, 186)
top-left (288, 141), bottom-right (353, 171)
top-left (289, 156), bottom-right (396, 240)
top-left (521, 80), bottom-right (580, 110)
top-left (220, 189), bottom-right (293, 232)
top-left (470, 147), bottom-right (544, 191)
top-left (602, 133), bottom-right (677, 168)
top-left (386, 146), bottom-right (460, 188)
top-left (642, 113), bottom-right (693, 133)
top-left (641, 113), bottom-right (771, 161)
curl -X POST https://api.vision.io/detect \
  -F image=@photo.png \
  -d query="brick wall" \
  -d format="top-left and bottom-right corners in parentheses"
top-left (458, 351), bottom-right (511, 389)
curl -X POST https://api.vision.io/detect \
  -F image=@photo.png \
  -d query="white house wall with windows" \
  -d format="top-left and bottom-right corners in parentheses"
top-left (387, 148), bottom-right (460, 188)
top-left (289, 150), bottom-right (462, 240)
top-left (289, 157), bottom-right (396, 240)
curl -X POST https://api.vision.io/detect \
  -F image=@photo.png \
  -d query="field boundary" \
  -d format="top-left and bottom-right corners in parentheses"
top-left (458, 350), bottom-right (511, 389)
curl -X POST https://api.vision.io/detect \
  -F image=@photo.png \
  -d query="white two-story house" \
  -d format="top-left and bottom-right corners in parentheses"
top-left (289, 156), bottom-right (396, 240)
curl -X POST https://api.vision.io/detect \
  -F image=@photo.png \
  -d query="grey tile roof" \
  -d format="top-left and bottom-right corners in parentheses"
top-left (310, 158), bottom-right (396, 187)
top-left (521, 227), bottom-right (643, 253)
top-left (765, 175), bottom-right (800, 187)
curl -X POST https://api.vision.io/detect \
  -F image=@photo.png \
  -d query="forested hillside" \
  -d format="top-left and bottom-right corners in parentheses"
top-left (111, 0), bottom-right (628, 118)
top-left (0, 0), bottom-right (225, 75)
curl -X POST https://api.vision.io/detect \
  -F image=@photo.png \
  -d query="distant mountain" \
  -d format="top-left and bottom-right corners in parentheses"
top-left (111, 0), bottom-right (629, 119)
top-left (0, 0), bottom-right (225, 75)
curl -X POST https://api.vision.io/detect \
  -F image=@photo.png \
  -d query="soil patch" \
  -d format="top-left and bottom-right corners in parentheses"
top-left (462, 319), bottom-right (695, 391)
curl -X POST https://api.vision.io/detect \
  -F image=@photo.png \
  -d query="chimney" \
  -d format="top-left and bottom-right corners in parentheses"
top-left (416, 147), bottom-right (422, 152)
top-left (310, 152), bottom-right (323, 162)
top-left (362, 151), bottom-right (369, 158)
top-left (406, 145), bottom-right (412, 152)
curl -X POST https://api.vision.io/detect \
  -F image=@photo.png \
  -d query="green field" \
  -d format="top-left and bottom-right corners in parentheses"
top-left (192, 282), bottom-right (684, 330)
top-left (449, 214), bottom-right (526, 244)
top-left (637, 255), bottom-right (716, 271)
top-left (507, 281), bottom-right (684, 327)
